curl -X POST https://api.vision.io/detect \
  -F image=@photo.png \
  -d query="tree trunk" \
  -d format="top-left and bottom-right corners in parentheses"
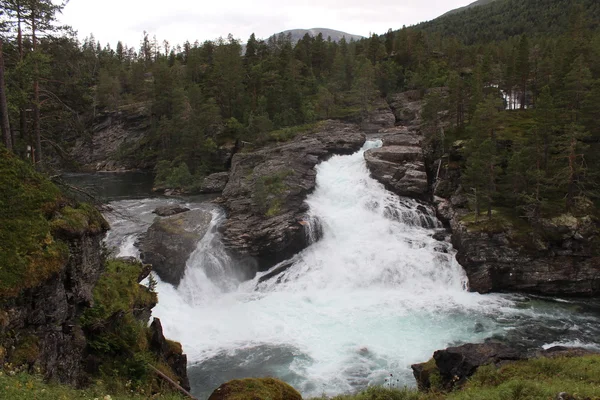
top-left (17, 2), bottom-right (27, 156)
top-left (32, 10), bottom-right (42, 165)
top-left (0, 39), bottom-right (12, 151)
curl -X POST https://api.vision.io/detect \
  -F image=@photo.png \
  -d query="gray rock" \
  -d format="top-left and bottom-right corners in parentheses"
top-left (360, 99), bottom-right (396, 133)
top-left (149, 318), bottom-right (190, 391)
top-left (441, 200), bottom-right (600, 296)
top-left (412, 342), bottom-right (526, 391)
top-left (138, 209), bottom-right (212, 286)
top-left (199, 172), bottom-right (229, 193)
top-left (220, 121), bottom-right (365, 270)
top-left (0, 224), bottom-right (108, 385)
top-left (153, 204), bottom-right (190, 217)
top-left (71, 106), bottom-right (152, 171)
top-left (388, 90), bottom-right (424, 125)
top-left (364, 145), bottom-right (429, 200)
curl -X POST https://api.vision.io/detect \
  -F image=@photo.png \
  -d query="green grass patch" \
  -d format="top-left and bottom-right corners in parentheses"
top-left (0, 371), bottom-right (185, 399)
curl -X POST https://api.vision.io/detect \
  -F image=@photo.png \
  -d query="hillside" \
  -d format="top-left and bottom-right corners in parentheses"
top-left (418, 0), bottom-right (600, 43)
top-left (441, 0), bottom-right (497, 17)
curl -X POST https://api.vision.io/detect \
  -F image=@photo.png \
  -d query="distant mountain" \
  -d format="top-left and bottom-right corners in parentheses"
top-left (442, 0), bottom-right (498, 17)
top-left (274, 28), bottom-right (364, 43)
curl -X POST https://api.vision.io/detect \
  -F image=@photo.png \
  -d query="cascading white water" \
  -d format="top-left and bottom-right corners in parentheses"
top-left (67, 148), bottom-right (600, 399)
top-left (150, 141), bottom-right (520, 398)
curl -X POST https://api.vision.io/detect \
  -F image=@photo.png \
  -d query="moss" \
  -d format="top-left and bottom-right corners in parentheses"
top-left (0, 146), bottom-right (67, 299)
top-left (9, 335), bottom-right (40, 366)
top-left (209, 377), bottom-right (302, 400)
top-left (80, 259), bottom-right (188, 394)
top-left (50, 202), bottom-right (109, 238)
top-left (81, 259), bottom-right (157, 334)
top-left (253, 170), bottom-right (294, 217)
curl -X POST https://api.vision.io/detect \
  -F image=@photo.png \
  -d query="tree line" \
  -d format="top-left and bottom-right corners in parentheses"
top-left (0, 0), bottom-right (598, 219)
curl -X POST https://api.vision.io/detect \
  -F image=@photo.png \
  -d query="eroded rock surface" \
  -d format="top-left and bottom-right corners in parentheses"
top-left (364, 132), bottom-right (429, 200)
top-left (220, 121), bottom-right (365, 269)
top-left (361, 99), bottom-right (396, 133)
top-left (138, 209), bottom-right (212, 286)
top-left (199, 172), bottom-right (230, 193)
top-left (436, 195), bottom-right (600, 296)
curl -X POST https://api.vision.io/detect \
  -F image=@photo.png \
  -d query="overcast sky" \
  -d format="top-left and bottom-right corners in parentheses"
top-left (59, 0), bottom-right (473, 49)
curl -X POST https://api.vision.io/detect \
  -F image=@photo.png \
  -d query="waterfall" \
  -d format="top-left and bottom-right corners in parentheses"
top-left (142, 141), bottom-right (600, 399)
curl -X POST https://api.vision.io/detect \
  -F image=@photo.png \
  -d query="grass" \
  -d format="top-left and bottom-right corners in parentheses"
top-left (308, 355), bottom-right (600, 400)
top-left (0, 371), bottom-right (185, 400)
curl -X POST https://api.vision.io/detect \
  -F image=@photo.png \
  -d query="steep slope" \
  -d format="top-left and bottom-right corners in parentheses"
top-left (441, 0), bottom-right (498, 17)
top-left (418, 0), bottom-right (600, 44)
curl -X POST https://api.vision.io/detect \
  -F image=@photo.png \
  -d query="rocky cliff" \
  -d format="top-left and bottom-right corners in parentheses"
top-left (219, 120), bottom-right (365, 269)
top-left (0, 147), bottom-right (188, 392)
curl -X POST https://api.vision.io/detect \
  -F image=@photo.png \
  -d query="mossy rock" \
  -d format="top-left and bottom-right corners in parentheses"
top-left (208, 378), bottom-right (302, 400)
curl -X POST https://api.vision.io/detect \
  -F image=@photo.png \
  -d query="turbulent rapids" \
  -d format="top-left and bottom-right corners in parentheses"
top-left (101, 141), bottom-right (600, 400)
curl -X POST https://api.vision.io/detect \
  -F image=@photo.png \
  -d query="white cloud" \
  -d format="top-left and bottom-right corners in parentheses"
top-left (59, 0), bottom-right (472, 49)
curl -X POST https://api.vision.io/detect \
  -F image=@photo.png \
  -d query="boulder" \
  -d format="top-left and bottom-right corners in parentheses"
top-left (153, 204), bottom-right (190, 217)
top-left (412, 342), bottom-right (526, 390)
top-left (199, 172), bottom-right (230, 194)
top-left (138, 209), bottom-right (212, 286)
top-left (412, 343), bottom-right (599, 392)
top-left (220, 121), bottom-right (365, 270)
top-left (208, 378), bottom-right (302, 400)
top-left (364, 145), bottom-right (429, 200)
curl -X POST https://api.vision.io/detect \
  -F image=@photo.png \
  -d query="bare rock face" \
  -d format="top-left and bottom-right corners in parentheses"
top-left (364, 142), bottom-right (429, 200)
top-left (220, 121), bottom-right (365, 270)
top-left (149, 318), bottom-right (190, 391)
top-left (388, 90), bottom-right (424, 125)
top-left (71, 106), bottom-right (151, 171)
top-left (361, 99), bottom-right (396, 133)
top-left (0, 225), bottom-right (108, 385)
top-left (435, 195), bottom-right (600, 296)
top-left (138, 209), bottom-right (212, 286)
top-left (199, 172), bottom-right (230, 194)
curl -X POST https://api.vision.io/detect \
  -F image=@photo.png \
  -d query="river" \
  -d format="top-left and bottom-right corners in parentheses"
top-left (65, 141), bottom-right (600, 399)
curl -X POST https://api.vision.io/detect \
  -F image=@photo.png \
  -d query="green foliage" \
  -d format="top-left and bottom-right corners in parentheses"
top-left (153, 160), bottom-right (194, 191)
top-left (0, 146), bottom-right (67, 298)
top-left (0, 371), bottom-right (185, 399)
top-left (80, 259), bottom-right (159, 390)
top-left (254, 170), bottom-right (294, 217)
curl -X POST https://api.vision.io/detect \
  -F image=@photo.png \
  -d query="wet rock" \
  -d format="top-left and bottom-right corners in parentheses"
top-left (208, 377), bottom-right (302, 400)
top-left (138, 209), bottom-right (212, 286)
top-left (364, 145), bottom-right (429, 200)
top-left (199, 172), bottom-right (230, 194)
top-left (149, 318), bottom-right (190, 391)
top-left (412, 342), bottom-right (525, 390)
top-left (539, 346), bottom-right (599, 358)
top-left (361, 99), bottom-right (396, 133)
top-left (220, 121), bottom-right (365, 270)
top-left (153, 204), bottom-right (190, 217)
